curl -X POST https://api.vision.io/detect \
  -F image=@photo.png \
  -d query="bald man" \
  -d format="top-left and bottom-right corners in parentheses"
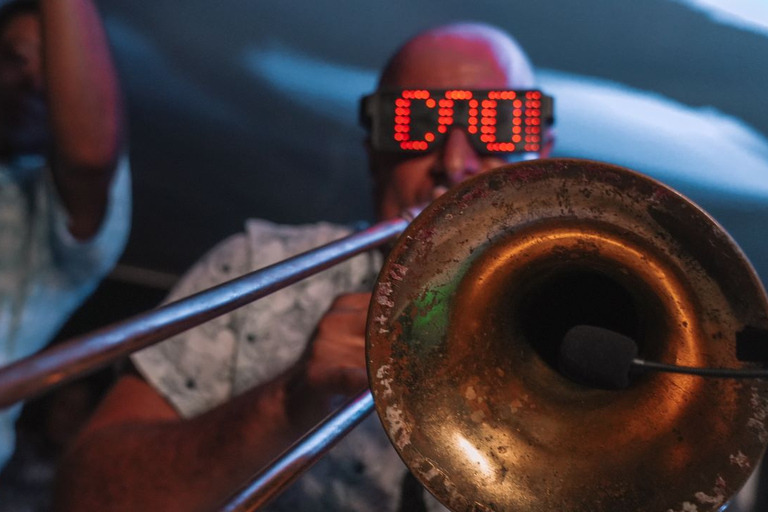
top-left (55, 23), bottom-right (552, 511)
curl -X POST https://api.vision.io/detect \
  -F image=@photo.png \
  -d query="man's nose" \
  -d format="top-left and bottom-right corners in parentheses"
top-left (438, 128), bottom-right (482, 186)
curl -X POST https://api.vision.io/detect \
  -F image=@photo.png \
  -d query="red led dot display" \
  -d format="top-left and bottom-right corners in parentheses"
top-left (394, 90), bottom-right (438, 151)
top-left (384, 89), bottom-right (547, 154)
top-left (483, 91), bottom-right (522, 149)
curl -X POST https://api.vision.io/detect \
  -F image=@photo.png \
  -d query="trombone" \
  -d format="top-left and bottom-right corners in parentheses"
top-left (1, 159), bottom-right (767, 512)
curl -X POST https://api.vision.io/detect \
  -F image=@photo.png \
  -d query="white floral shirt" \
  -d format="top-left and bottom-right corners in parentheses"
top-left (0, 156), bottom-right (131, 470)
top-left (132, 219), bottom-right (448, 512)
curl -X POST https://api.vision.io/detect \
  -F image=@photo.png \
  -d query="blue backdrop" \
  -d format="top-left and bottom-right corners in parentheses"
top-left (86, 0), bottom-right (768, 282)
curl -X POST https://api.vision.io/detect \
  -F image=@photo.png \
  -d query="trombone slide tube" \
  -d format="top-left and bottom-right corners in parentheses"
top-left (220, 390), bottom-right (374, 512)
top-left (0, 219), bottom-right (407, 409)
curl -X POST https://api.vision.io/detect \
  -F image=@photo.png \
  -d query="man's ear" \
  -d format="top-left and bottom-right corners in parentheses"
top-left (365, 138), bottom-right (381, 184)
top-left (540, 128), bottom-right (556, 158)
top-left (364, 137), bottom-right (373, 165)
top-left (365, 139), bottom-right (384, 217)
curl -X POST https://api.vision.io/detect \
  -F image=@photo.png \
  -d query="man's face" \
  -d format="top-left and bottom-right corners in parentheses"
top-left (0, 12), bottom-right (48, 154)
top-left (369, 34), bottom-right (547, 221)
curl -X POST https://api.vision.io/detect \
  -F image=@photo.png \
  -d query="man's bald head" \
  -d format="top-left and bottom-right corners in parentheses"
top-left (369, 23), bottom-right (549, 221)
top-left (378, 23), bottom-right (535, 90)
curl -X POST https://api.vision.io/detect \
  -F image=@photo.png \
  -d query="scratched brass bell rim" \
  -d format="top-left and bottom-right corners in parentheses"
top-left (367, 158), bottom-right (768, 512)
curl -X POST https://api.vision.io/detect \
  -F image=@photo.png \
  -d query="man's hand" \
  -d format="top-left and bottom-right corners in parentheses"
top-left (286, 292), bottom-right (372, 427)
top-left (305, 292), bottom-right (371, 395)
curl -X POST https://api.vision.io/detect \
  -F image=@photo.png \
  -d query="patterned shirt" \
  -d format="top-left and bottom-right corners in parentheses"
top-left (0, 156), bottom-right (131, 470)
top-left (132, 220), bottom-right (447, 512)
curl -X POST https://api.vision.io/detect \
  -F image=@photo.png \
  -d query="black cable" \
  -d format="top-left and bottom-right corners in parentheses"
top-left (633, 359), bottom-right (768, 379)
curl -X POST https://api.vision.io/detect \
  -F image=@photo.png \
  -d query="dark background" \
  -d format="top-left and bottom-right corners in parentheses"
top-left (90, 0), bottom-right (768, 277)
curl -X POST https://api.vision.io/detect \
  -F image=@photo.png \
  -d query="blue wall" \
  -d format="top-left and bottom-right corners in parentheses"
top-left (92, 0), bottom-right (768, 278)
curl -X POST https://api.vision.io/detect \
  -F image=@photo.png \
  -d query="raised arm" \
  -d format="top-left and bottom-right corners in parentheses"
top-left (41, 0), bottom-right (124, 240)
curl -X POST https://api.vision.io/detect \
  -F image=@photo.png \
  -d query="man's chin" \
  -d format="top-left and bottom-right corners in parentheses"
top-left (431, 186), bottom-right (449, 201)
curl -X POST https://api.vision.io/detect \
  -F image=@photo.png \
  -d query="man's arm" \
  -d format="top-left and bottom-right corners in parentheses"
top-left (41, 0), bottom-right (123, 240)
top-left (54, 293), bottom-right (371, 512)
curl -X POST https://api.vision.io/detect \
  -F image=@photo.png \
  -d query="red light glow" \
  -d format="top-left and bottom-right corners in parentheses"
top-left (390, 90), bottom-right (545, 153)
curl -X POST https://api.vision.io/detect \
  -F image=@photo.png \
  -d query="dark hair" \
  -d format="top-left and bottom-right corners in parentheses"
top-left (0, 0), bottom-right (39, 36)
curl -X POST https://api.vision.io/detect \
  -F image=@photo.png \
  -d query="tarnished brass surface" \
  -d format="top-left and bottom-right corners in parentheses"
top-left (367, 158), bottom-right (768, 512)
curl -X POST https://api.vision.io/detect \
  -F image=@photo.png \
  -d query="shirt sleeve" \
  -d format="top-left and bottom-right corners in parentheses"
top-left (131, 233), bottom-right (251, 418)
top-left (0, 157), bottom-right (132, 366)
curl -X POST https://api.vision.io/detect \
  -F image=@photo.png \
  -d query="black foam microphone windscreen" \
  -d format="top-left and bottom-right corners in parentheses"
top-left (558, 325), bottom-right (638, 389)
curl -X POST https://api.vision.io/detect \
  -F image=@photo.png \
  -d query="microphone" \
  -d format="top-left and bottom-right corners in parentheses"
top-left (558, 325), bottom-right (768, 390)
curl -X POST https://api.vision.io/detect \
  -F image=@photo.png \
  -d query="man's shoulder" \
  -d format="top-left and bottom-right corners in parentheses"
top-left (167, 219), bottom-right (364, 301)
top-left (244, 219), bottom-right (354, 244)
top-left (241, 219), bottom-right (358, 267)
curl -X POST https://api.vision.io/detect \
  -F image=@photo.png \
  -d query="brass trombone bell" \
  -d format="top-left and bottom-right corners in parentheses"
top-left (367, 158), bottom-right (768, 511)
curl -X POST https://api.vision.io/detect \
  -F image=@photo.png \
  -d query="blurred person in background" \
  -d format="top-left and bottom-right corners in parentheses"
top-left (0, 0), bottom-right (129, 491)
